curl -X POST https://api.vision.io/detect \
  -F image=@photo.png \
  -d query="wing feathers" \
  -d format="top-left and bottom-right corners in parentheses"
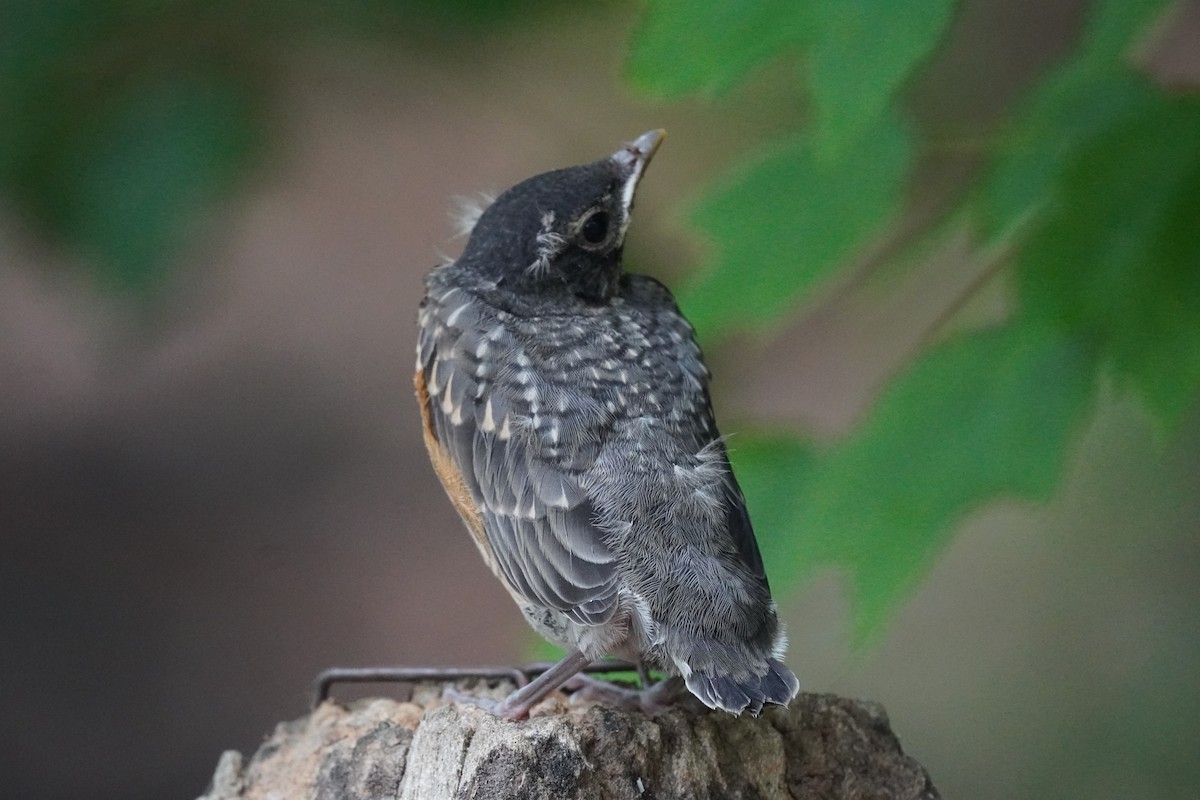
top-left (419, 291), bottom-right (619, 626)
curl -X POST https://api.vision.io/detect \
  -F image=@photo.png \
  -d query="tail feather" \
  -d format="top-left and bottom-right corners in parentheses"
top-left (684, 659), bottom-right (800, 716)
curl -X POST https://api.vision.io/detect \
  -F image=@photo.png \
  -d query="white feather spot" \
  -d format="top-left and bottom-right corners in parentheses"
top-left (481, 398), bottom-right (496, 432)
top-left (519, 494), bottom-right (538, 519)
top-left (551, 485), bottom-right (570, 509)
top-left (440, 372), bottom-right (456, 415)
top-left (428, 361), bottom-right (441, 396)
top-left (444, 303), bottom-right (468, 327)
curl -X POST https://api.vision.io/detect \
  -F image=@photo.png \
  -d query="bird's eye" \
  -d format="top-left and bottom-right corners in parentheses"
top-left (580, 210), bottom-right (610, 245)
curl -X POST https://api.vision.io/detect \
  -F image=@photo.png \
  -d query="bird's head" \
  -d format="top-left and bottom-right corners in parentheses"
top-left (455, 129), bottom-right (665, 307)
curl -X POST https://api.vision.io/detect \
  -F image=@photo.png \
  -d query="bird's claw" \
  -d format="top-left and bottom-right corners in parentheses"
top-left (441, 684), bottom-right (555, 720)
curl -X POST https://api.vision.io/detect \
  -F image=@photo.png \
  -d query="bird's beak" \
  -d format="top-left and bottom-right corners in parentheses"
top-left (613, 129), bottom-right (666, 172)
top-left (612, 129), bottom-right (666, 211)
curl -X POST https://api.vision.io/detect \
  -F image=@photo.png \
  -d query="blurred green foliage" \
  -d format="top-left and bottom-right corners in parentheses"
top-left (683, 114), bottom-right (911, 331)
top-left (741, 324), bottom-right (1096, 638)
top-left (1016, 93), bottom-right (1200, 428)
top-left (0, 0), bottom-right (556, 291)
top-left (628, 0), bottom-right (1196, 641)
top-left (3, 0), bottom-right (1196, 644)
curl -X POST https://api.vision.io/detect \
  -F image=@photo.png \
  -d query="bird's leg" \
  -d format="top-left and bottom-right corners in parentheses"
top-left (563, 671), bottom-right (684, 714)
top-left (636, 660), bottom-right (654, 689)
top-left (490, 648), bottom-right (593, 720)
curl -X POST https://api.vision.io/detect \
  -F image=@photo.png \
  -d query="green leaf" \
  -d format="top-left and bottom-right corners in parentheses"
top-left (0, 0), bottom-right (125, 190)
top-left (527, 636), bottom-right (567, 663)
top-left (980, 74), bottom-right (1157, 237)
top-left (0, 0), bottom-right (266, 294)
top-left (679, 114), bottom-right (912, 336)
top-left (806, 0), bottom-right (956, 159)
top-left (726, 433), bottom-right (819, 589)
top-left (50, 70), bottom-right (260, 292)
top-left (793, 321), bottom-right (1096, 641)
top-left (980, 0), bottom-right (1173, 237)
top-left (1073, 0), bottom-right (1174, 69)
top-left (626, 0), bottom-right (812, 97)
top-left (1018, 96), bottom-right (1200, 428)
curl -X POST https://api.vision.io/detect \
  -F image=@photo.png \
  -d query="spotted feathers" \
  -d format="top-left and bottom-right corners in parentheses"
top-left (415, 131), bottom-right (798, 716)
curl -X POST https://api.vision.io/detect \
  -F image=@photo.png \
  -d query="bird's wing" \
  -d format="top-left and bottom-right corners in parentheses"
top-left (639, 284), bottom-right (770, 593)
top-left (719, 462), bottom-right (770, 589)
top-left (416, 289), bottom-right (620, 626)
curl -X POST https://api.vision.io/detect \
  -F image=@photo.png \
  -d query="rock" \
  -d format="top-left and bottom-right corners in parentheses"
top-left (198, 684), bottom-right (938, 800)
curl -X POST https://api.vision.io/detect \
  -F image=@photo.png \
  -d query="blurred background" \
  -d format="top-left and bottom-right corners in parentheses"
top-left (2, 1), bottom-right (1198, 798)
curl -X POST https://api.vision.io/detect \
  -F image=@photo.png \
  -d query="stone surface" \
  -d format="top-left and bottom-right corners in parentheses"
top-left (198, 684), bottom-right (938, 800)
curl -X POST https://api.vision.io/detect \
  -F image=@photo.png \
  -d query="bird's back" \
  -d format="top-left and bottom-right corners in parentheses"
top-left (420, 267), bottom-right (792, 708)
top-left (415, 130), bottom-right (798, 716)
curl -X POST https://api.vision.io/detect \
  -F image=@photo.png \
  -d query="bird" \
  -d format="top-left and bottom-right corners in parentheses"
top-left (414, 130), bottom-right (799, 720)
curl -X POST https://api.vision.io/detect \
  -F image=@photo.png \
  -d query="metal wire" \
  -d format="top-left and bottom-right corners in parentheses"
top-left (312, 660), bottom-right (640, 708)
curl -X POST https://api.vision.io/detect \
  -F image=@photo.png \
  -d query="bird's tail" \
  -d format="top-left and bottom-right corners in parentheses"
top-left (684, 659), bottom-right (800, 716)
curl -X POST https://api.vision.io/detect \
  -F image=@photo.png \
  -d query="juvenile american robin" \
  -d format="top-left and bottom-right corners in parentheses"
top-left (415, 130), bottom-right (799, 719)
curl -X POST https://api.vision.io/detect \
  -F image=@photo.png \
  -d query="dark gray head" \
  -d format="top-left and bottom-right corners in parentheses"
top-left (455, 130), bottom-right (665, 306)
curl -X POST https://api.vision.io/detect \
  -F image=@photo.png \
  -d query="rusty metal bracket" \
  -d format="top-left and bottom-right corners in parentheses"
top-left (312, 660), bottom-right (640, 709)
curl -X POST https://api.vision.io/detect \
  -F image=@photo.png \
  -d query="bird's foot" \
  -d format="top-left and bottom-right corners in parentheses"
top-left (440, 685), bottom-right (551, 720)
top-left (441, 649), bottom-right (596, 721)
top-left (563, 672), bottom-right (684, 714)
